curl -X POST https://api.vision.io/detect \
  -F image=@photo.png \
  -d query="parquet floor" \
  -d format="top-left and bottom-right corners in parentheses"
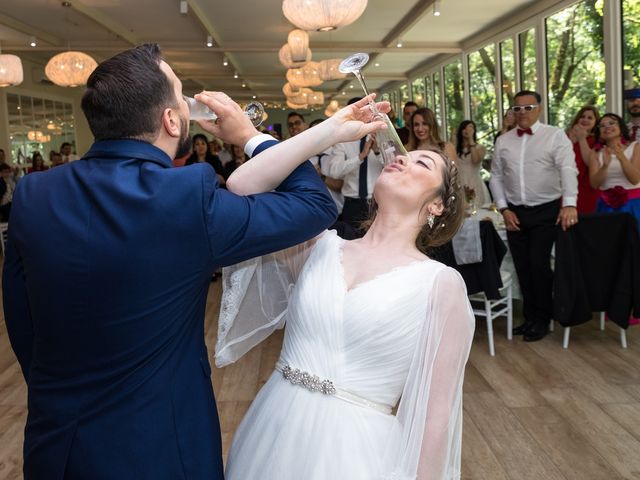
top-left (2, 280), bottom-right (640, 479)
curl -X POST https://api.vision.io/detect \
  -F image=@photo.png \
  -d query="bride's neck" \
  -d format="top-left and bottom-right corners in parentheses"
top-left (359, 210), bottom-right (420, 254)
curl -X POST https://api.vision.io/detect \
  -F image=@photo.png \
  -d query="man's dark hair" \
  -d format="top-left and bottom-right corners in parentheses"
top-left (60, 142), bottom-right (71, 149)
top-left (287, 112), bottom-right (305, 122)
top-left (514, 90), bottom-right (542, 104)
top-left (403, 101), bottom-right (418, 110)
top-left (81, 43), bottom-right (178, 142)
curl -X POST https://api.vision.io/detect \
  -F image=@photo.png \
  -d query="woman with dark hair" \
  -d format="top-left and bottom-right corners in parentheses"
top-left (223, 144), bottom-right (249, 179)
top-left (27, 152), bottom-right (48, 173)
top-left (568, 106), bottom-right (600, 213)
top-left (185, 133), bottom-right (225, 185)
top-left (455, 120), bottom-right (489, 206)
top-left (405, 107), bottom-right (457, 161)
top-left (218, 146), bottom-right (473, 479)
top-left (588, 112), bottom-right (640, 225)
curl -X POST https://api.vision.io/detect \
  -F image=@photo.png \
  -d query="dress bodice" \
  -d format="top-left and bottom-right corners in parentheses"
top-left (279, 232), bottom-right (443, 407)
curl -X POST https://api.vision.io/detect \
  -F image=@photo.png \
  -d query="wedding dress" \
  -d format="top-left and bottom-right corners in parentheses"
top-left (216, 230), bottom-right (474, 480)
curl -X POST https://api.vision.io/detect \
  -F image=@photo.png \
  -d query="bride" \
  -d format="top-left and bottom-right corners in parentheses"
top-left (214, 99), bottom-right (474, 480)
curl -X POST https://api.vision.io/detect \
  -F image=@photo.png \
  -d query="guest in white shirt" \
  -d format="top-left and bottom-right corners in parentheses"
top-left (60, 142), bottom-right (80, 163)
top-left (490, 90), bottom-right (578, 342)
top-left (325, 98), bottom-right (384, 235)
top-left (626, 87), bottom-right (640, 143)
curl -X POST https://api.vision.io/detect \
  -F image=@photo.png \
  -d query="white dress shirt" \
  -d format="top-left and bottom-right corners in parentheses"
top-left (324, 138), bottom-right (383, 200)
top-left (308, 149), bottom-right (344, 213)
top-left (490, 121), bottom-right (578, 210)
top-left (62, 153), bottom-right (80, 163)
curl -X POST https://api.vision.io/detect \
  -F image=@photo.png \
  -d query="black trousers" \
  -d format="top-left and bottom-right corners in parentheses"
top-left (506, 199), bottom-right (560, 330)
top-left (342, 196), bottom-right (370, 237)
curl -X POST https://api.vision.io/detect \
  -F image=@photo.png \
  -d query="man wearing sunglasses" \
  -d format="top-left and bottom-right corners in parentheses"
top-left (490, 90), bottom-right (578, 342)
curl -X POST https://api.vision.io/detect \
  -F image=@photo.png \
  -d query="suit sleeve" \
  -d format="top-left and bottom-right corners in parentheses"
top-left (203, 146), bottom-right (338, 267)
top-left (2, 215), bottom-right (34, 381)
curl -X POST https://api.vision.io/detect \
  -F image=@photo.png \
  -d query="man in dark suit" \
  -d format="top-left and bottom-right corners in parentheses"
top-left (2, 44), bottom-right (384, 479)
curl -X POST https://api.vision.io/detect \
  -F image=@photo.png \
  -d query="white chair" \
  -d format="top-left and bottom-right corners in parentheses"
top-left (0, 222), bottom-right (8, 256)
top-left (562, 311), bottom-right (627, 349)
top-left (468, 270), bottom-right (513, 356)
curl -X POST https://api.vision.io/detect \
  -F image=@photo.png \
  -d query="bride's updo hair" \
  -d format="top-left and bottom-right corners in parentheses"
top-left (416, 148), bottom-right (464, 249)
top-left (363, 148), bottom-right (464, 251)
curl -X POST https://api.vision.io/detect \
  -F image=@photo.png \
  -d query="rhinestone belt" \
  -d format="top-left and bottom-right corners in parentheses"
top-left (275, 360), bottom-right (393, 415)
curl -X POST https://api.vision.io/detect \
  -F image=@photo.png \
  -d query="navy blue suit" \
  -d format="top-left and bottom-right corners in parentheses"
top-left (3, 139), bottom-right (337, 479)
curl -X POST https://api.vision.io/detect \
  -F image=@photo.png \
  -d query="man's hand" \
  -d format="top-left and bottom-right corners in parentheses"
top-left (556, 206), bottom-right (578, 231)
top-left (193, 91), bottom-right (260, 148)
top-left (329, 94), bottom-right (391, 144)
top-left (502, 209), bottom-right (521, 231)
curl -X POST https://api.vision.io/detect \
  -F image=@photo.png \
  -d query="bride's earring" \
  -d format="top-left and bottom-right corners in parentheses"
top-left (427, 213), bottom-right (435, 229)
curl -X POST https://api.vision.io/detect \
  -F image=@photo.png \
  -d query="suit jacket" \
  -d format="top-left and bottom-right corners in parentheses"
top-left (3, 138), bottom-right (337, 479)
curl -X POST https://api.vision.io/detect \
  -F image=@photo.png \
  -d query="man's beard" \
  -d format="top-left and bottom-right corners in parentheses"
top-left (175, 115), bottom-right (191, 158)
top-left (629, 105), bottom-right (640, 118)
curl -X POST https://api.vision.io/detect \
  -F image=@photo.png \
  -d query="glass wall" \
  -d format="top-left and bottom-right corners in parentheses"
top-left (424, 75), bottom-right (433, 108)
top-left (433, 71), bottom-right (442, 137)
top-left (500, 38), bottom-right (516, 111)
top-left (443, 59), bottom-right (464, 142)
top-left (545, 0), bottom-right (605, 128)
top-left (7, 93), bottom-right (75, 171)
top-left (411, 78), bottom-right (426, 106)
top-left (519, 28), bottom-right (537, 91)
top-left (623, 0), bottom-right (640, 121)
top-left (468, 45), bottom-right (499, 146)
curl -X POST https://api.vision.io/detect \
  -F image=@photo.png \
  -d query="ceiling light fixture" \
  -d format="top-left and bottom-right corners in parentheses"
top-left (241, 82), bottom-right (246, 88)
top-left (282, 0), bottom-right (368, 32)
top-left (45, 51), bottom-right (97, 87)
top-left (206, 35), bottom-right (213, 47)
top-left (433, 0), bottom-right (441, 16)
top-left (287, 29), bottom-right (309, 63)
top-left (233, 72), bottom-right (238, 79)
top-left (318, 59), bottom-right (346, 81)
top-left (30, 36), bottom-right (37, 47)
top-left (180, 0), bottom-right (188, 14)
top-left (396, 42), bottom-right (403, 48)
top-left (278, 43), bottom-right (311, 69)
top-left (222, 56), bottom-right (228, 66)
top-left (0, 53), bottom-right (23, 87)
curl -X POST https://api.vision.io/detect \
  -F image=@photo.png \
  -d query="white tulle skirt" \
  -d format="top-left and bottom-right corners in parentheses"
top-left (225, 371), bottom-right (398, 480)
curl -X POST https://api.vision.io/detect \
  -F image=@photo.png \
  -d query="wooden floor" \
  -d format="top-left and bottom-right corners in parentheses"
top-left (2, 280), bottom-right (640, 479)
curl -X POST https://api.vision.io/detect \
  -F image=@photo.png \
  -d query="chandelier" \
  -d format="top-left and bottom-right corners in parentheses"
top-left (282, 82), bottom-right (301, 97)
top-left (324, 99), bottom-right (340, 117)
top-left (45, 51), bottom-right (97, 87)
top-left (279, 44), bottom-right (312, 69)
top-left (287, 99), bottom-right (308, 110)
top-left (318, 59), bottom-right (346, 81)
top-left (286, 61), bottom-right (322, 88)
top-left (287, 29), bottom-right (309, 62)
top-left (27, 130), bottom-right (51, 142)
top-left (282, 0), bottom-right (368, 32)
top-left (0, 54), bottom-right (23, 87)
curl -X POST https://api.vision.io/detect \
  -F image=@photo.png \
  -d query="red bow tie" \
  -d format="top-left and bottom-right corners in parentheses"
top-left (517, 128), bottom-right (533, 137)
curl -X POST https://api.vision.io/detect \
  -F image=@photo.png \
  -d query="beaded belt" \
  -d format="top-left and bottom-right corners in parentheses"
top-left (274, 360), bottom-right (393, 415)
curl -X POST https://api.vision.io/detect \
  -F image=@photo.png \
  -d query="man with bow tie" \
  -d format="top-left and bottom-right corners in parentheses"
top-left (490, 90), bottom-right (578, 342)
top-left (626, 87), bottom-right (640, 142)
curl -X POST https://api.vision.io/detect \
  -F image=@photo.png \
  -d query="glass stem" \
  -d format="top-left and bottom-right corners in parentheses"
top-left (353, 69), bottom-right (381, 116)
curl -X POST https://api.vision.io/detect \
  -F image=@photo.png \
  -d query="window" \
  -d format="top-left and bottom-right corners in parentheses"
top-left (399, 83), bottom-right (410, 109)
top-left (623, 0), bottom-right (640, 120)
top-left (411, 78), bottom-right (426, 106)
top-left (424, 75), bottom-right (433, 108)
top-left (433, 71), bottom-right (442, 134)
top-left (546, 0), bottom-right (605, 127)
top-left (519, 28), bottom-right (537, 91)
top-left (468, 45), bottom-right (499, 146)
top-left (500, 38), bottom-right (516, 111)
top-left (443, 59), bottom-right (464, 141)
top-left (7, 93), bottom-right (75, 170)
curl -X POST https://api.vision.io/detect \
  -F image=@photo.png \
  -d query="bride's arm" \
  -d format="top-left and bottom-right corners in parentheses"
top-left (196, 93), bottom-right (388, 195)
top-left (417, 268), bottom-right (474, 479)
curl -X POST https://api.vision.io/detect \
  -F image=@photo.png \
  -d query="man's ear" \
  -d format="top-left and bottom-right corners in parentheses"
top-left (162, 107), bottom-right (181, 138)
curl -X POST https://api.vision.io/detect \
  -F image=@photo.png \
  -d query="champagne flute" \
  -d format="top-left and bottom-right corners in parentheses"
top-left (339, 53), bottom-right (408, 165)
top-left (185, 97), bottom-right (265, 127)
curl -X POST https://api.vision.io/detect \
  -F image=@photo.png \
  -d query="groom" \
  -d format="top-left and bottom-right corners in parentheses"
top-left (3, 44), bottom-right (338, 479)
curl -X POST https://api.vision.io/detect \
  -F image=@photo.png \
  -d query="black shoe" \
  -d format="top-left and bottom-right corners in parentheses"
top-left (512, 322), bottom-right (533, 336)
top-left (523, 325), bottom-right (549, 342)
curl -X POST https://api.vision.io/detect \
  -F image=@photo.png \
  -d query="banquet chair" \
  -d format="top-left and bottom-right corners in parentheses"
top-left (468, 270), bottom-right (513, 356)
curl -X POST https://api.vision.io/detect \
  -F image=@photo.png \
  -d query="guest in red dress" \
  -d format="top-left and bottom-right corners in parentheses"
top-left (567, 106), bottom-right (600, 214)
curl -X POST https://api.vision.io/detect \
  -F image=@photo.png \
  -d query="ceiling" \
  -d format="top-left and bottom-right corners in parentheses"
top-left (0, 0), bottom-right (540, 110)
